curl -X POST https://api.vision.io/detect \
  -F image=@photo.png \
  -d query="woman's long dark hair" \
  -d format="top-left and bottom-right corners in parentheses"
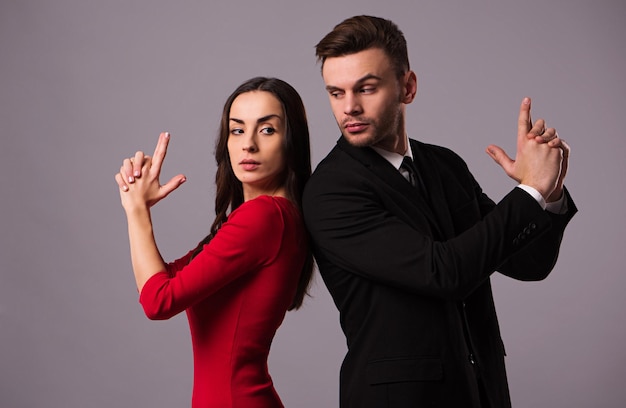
top-left (192, 77), bottom-right (313, 310)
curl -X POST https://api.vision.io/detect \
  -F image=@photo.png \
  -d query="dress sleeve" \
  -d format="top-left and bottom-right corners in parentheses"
top-left (139, 197), bottom-right (285, 320)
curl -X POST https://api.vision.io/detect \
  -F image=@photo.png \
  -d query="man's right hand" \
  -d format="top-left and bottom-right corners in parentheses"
top-left (485, 97), bottom-right (564, 200)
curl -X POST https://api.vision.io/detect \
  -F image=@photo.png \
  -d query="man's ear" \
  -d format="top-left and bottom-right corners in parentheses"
top-left (401, 70), bottom-right (418, 104)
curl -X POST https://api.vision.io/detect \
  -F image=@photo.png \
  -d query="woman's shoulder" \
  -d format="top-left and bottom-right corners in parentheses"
top-left (231, 196), bottom-right (300, 225)
top-left (223, 197), bottom-right (303, 258)
top-left (236, 195), bottom-right (294, 212)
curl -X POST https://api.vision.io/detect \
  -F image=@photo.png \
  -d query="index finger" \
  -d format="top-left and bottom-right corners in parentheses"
top-left (518, 97), bottom-right (533, 140)
top-left (151, 131), bottom-right (170, 172)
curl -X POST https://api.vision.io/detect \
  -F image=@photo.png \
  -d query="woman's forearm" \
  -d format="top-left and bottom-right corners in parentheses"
top-left (125, 205), bottom-right (166, 292)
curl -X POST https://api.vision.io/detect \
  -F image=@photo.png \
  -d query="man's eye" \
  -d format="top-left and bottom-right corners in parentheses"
top-left (360, 87), bottom-right (375, 94)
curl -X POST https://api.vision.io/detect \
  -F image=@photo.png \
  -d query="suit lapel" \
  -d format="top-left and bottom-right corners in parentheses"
top-left (410, 139), bottom-right (456, 239)
top-left (337, 137), bottom-right (445, 238)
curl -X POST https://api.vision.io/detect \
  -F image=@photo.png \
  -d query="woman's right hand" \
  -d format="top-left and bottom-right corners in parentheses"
top-left (115, 132), bottom-right (186, 211)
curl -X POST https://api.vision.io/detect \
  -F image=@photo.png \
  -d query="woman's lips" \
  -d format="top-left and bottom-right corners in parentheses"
top-left (240, 159), bottom-right (260, 171)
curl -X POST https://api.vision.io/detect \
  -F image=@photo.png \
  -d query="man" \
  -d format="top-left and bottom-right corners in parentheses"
top-left (302, 15), bottom-right (576, 408)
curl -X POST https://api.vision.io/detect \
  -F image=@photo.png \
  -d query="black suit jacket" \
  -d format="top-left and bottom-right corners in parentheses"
top-left (302, 137), bottom-right (576, 408)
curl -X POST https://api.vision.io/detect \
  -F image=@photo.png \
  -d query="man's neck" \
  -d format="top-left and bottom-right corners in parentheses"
top-left (372, 133), bottom-right (409, 156)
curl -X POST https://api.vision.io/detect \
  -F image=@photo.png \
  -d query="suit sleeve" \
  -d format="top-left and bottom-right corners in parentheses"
top-left (303, 158), bottom-right (575, 301)
top-left (495, 187), bottom-right (577, 280)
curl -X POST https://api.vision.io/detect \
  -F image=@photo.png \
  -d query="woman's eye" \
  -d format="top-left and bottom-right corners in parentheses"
top-left (230, 128), bottom-right (243, 135)
top-left (261, 127), bottom-right (276, 135)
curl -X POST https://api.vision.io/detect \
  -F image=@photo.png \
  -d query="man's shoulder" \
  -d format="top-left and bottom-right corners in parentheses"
top-left (310, 141), bottom-right (357, 175)
top-left (304, 140), bottom-right (369, 202)
top-left (411, 139), bottom-right (463, 161)
top-left (411, 139), bottom-right (470, 173)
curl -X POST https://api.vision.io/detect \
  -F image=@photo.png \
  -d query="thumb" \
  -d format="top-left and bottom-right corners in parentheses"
top-left (486, 144), bottom-right (515, 174)
top-left (159, 174), bottom-right (187, 198)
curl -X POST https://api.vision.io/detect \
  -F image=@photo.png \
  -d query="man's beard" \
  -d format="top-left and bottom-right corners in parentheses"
top-left (339, 108), bottom-right (402, 149)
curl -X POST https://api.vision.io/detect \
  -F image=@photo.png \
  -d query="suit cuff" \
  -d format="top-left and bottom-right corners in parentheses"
top-left (516, 185), bottom-right (546, 210)
top-left (545, 192), bottom-right (568, 214)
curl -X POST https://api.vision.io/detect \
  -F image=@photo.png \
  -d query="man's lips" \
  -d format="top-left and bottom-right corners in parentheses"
top-left (344, 122), bottom-right (369, 133)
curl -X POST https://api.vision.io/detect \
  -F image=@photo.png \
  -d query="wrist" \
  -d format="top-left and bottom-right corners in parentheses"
top-left (124, 202), bottom-right (151, 218)
top-left (547, 187), bottom-right (564, 203)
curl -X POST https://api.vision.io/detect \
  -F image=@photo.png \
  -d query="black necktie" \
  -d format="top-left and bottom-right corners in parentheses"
top-left (401, 156), bottom-right (427, 197)
top-left (400, 156), bottom-right (430, 206)
top-left (400, 156), bottom-right (423, 190)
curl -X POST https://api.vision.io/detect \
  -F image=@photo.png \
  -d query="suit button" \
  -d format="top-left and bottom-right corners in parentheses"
top-left (469, 353), bottom-right (476, 365)
top-left (529, 223), bottom-right (537, 230)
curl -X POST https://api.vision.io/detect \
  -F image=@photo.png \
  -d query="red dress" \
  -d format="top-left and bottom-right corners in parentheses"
top-left (139, 196), bottom-right (307, 407)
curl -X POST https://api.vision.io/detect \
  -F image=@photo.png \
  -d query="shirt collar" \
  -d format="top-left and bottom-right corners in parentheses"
top-left (370, 136), bottom-right (414, 171)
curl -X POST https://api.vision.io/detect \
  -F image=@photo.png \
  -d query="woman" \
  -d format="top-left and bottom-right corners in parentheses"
top-left (114, 77), bottom-right (313, 407)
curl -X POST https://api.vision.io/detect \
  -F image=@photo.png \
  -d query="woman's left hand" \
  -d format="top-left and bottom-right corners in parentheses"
top-left (115, 132), bottom-right (186, 211)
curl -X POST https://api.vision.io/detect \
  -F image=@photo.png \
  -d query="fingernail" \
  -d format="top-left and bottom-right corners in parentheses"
top-left (134, 171), bottom-right (140, 177)
top-left (180, 177), bottom-right (186, 184)
top-left (128, 176), bottom-right (134, 183)
top-left (165, 132), bottom-right (170, 138)
top-left (122, 185), bottom-right (129, 191)
top-left (523, 97), bottom-right (530, 104)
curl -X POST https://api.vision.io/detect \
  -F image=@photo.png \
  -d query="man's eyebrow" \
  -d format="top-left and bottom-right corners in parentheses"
top-left (325, 74), bottom-right (383, 92)
top-left (355, 74), bottom-right (383, 84)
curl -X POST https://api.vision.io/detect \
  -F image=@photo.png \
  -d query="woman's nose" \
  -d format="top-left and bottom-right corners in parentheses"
top-left (242, 138), bottom-right (258, 152)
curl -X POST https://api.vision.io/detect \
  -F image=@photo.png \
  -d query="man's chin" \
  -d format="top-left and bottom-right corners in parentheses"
top-left (342, 132), bottom-right (375, 147)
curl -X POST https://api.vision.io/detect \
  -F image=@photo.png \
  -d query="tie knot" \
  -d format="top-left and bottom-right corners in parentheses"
top-left (401, 156), bottom-right (418, 173)
top-left (401, 156), bottom-right (417, 186)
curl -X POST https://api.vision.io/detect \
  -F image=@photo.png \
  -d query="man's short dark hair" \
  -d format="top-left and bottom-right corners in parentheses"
top-left (315, 15), bottom-right (410, 78)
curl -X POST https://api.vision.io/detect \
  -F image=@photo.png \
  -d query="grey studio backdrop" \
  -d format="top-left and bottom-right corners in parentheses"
top-left (1, 1), bottom-right (624, 407)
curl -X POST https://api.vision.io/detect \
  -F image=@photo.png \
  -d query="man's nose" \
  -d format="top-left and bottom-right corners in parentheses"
top-left (343, 93), bottom-right (363, 116)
